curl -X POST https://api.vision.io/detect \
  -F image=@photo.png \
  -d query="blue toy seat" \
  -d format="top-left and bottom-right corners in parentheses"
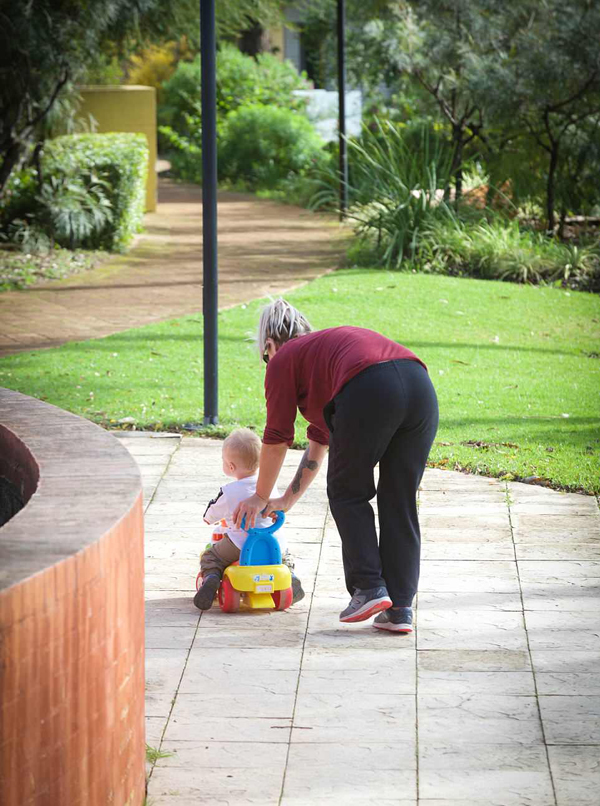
top-left (240, 511), bottom-right (285, 566)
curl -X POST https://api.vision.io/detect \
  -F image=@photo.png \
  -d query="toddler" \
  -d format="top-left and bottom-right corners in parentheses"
top-left (193, 428), bottom-right (304, 610)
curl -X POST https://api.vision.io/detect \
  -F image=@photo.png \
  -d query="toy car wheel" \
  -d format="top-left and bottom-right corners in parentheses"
top-left (273, 586), bottom-right (293, 611)
top-left (195, 572), bottom-right (203, 591)
top-left (219, 577), bottom-right (241, 613)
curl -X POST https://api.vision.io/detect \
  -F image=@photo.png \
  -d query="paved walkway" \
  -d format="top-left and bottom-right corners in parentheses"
top-left (0, 178), bottom-right (347, 356)
top-left (117, 433), bottom-right (600, 806)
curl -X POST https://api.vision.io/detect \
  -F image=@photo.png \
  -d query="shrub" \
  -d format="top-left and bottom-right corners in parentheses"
top-left (159, 123), bottom-right (203, 185)
top-left (219, 104), bottom-right (324, 190)
top-left (158, 57), bottom-right (202, 136)
top-left (1, 133), bottom-right (147, 252)
top-left (127, 43), bottom-right (179, 98)
top-left (8, 171), bottom-right (113, 253)
top-left (126, 38), bottom-right (194, 102)
top-left (159, 45), bottom-right (310, 140)
top-left (159, 46), bottom-right (316, 187)
top-left (43, 133), bottom-right (148, 251)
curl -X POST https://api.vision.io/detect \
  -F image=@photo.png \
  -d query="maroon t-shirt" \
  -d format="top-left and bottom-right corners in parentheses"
top-left (263, 326), bottom-right (427, 446)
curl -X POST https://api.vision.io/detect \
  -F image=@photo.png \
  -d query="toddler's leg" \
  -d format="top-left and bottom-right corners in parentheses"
top-left (200, 535), bottom-right (240, 577)
top-left (282, 550), bottom-right (305, 605)
top-left (194, 536), bottom-right (240, 610)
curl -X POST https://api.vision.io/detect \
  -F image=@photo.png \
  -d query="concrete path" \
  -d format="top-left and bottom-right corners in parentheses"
top-left (0, 179), bottom-right (346, 356)
top-left (117, 432), bottom-right (600, 806)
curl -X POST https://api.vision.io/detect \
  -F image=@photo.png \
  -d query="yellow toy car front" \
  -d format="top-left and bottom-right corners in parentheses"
top-left (223, 563), bottom-right (292, 610)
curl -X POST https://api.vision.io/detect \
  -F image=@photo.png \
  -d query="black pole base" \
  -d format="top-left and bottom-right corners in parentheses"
top-left (203, 415), bottom-right (219, 426)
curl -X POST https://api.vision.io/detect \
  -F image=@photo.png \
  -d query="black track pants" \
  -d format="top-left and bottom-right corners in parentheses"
top-left (324, 359), bottom-right (439, 606)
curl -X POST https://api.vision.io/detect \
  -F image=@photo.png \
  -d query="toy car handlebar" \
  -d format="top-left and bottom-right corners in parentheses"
top-left (241, 510), bottom-right (285, 536)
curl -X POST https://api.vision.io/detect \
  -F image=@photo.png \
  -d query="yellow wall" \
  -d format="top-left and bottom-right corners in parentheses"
top-left (76, 85), bottom-right (157, 212)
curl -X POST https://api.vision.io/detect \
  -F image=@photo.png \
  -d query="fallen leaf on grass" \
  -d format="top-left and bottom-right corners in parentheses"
top-left (462, 440), bottom-right (519, 450)
top-left (451, 359), bottom-right (471, 365)
top-left (523, 475), bottom-right (552, 486)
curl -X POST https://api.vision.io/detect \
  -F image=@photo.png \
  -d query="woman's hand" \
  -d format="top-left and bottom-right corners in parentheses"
top-left (263, 494), bottom-right (293, 519)
top-left (233, 493), bottom-right (268, 530)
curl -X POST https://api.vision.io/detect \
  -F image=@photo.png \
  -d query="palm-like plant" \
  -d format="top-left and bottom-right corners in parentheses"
top-left (320, 121), bottom-right (456, 267)
top-left (32, 171), bottom-right (113, 250)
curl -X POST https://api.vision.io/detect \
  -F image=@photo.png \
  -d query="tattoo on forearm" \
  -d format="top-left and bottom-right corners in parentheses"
top-left (291, 449), bottom-right (318, 494)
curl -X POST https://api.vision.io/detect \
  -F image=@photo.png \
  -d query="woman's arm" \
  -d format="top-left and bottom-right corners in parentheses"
top-left (265, 439), bottom-right (328, 517)
top-left (233, 441), bottom-right (288, 528)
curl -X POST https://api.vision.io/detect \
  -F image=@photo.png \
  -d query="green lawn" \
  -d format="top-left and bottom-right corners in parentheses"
top-left (1, 270), bottom-right (599, 493)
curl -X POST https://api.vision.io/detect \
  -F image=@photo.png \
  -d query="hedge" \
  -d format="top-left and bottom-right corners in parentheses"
top-left (43, 133), bottom-right (148, 252)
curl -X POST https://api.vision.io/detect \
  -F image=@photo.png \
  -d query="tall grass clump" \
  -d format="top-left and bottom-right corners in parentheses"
top-left (419, 215), bottom-right (600, 290)
top-left (342, 121), bottom-right (455, 268)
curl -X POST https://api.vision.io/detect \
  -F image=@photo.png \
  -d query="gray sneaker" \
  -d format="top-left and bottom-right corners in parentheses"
top-left (373, 607), bottom-right (413, 633)
top-left (193, 573), bottom-right (220, 610)
top-left (291, 573), bottom-right (305, 605)
top-left (339, 586), bottom-right (392, 623)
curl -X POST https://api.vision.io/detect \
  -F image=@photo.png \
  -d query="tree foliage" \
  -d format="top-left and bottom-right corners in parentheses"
top-left (301, 0), bottom-right (600, 228)
top-left (0, 0), bottom-right (286, 198)
top-left (470, 0), bottom-right (600, 230)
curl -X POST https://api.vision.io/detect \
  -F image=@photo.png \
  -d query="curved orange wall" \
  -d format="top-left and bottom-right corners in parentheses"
top-left (0, 389), bottom-right (146, 806)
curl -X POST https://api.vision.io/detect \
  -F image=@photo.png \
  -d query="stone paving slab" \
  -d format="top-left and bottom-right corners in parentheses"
top-left (112, 433), bottom-right (600, 805)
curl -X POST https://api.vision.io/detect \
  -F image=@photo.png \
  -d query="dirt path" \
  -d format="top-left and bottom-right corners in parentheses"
top-left (0, 179), bottom-right (348, 357)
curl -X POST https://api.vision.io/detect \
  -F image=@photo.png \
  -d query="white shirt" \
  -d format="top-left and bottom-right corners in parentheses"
top-left (203, 474), bottom-right (284, 552)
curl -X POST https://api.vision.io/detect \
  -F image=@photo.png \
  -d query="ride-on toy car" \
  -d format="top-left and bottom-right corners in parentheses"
top-left (195, 511), bottom-right (292, 612)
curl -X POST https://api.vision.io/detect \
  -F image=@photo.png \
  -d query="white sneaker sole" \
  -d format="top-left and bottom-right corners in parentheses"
top-left (339, 596), bottom-right (392, 623)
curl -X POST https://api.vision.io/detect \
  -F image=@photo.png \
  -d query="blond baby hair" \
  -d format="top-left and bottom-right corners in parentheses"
top-left (223, 428), bottom-right (261, 472)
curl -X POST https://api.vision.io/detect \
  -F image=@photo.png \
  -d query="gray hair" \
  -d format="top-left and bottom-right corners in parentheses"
top-left (257, 298), bottom-right (312, 357)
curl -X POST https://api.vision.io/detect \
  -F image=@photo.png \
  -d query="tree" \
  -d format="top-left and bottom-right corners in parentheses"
top-left (472, 0), bottom-right (600, 231)
top-left (0, 0), bottom-right (285, 198)
top-left (302, 0), bottom-right (600, 228)
top-left (300, 1), bottom-right (496, 199)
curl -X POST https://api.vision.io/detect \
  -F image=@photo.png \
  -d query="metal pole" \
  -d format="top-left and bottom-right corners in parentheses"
top-left (201, 0), bottom-right (218, 424)
top-left (337, 0), bottom-right (348, 219)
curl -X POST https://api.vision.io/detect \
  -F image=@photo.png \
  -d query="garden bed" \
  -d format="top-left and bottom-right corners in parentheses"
top-left (0, 245), bottom-right (110, 291)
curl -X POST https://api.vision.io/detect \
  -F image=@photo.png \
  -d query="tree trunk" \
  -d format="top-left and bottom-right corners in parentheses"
top-left (558, 205), bottom-right (567, 240)
top-left (238, 23), bottom-right (272, 57)
top-left (0, 141), bottom-right (24, 199)
top-left (546, 144), bottom-right (559, 233)
top-left (451, 127), bottom-right (464, 207)
top-left (31, 142), bottom-right (44, 191)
